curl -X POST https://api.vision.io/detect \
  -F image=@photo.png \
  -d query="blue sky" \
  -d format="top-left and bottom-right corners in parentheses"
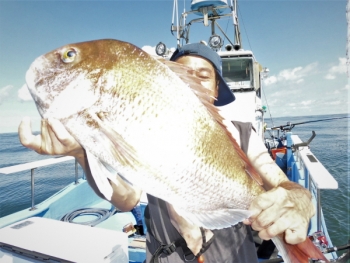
top-left (0, 0), bottom-right (348, 133)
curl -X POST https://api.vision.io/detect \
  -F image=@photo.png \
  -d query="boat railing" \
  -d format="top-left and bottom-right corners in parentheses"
top-left (175, 4), bottom-right (231, 29)
top-left (286, 132), bottom-right (338, 232)
top-left (0, 156), bottom-right (79, 211)
top-left (0, 134), bottom-right (339, 234)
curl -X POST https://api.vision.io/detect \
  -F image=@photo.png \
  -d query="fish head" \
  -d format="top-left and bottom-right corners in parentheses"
top-left (26, 39), bottom-right (146, 119)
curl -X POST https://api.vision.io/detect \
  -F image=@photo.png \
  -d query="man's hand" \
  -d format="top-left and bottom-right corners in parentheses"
top-left (18, 117), bottom-right (84, 158)
top-left (18, 117), bottom-right (142, 211)
top-left (167, 203), bottom-right (214, 256)
top-left (243, 181), bottom-right (315, 245)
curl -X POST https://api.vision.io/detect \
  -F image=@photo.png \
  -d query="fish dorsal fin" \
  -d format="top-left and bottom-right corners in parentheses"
top-left (163, 60), bottom-right (263, 186)
top-left (222, 124), bottom-right (263, 186)
top-left (162, 60), bottom-right (217, 104)
top-left (162, 60), bottom-right (225, 125)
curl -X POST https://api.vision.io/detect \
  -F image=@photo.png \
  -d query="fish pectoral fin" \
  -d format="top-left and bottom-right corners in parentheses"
top-left (90, 111), bottom-right (142, 170)
top-left (86, 150), bottom-right (119, 201)
top-left (175, 207), bottom-right (253, 230)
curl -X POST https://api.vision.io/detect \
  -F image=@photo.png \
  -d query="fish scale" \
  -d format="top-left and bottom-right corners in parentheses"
top-left (26, 39), bottom-right (330, 263)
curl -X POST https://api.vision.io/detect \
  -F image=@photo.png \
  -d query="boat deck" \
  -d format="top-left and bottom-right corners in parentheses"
top-left (0, 179), bottom-right (147, 263)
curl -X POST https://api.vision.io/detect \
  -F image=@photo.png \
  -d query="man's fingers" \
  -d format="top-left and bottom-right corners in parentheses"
top-left (38, 118), bottom-right (59, 155)
top-left (254, 208), bottom-right (308, 244)
top-left (18, 117), bottom-right (41, 150)
top-left (257, 216), bottom-right (290, 241)
top-left (250, 208), bottom-right (279, 231)
top-left (47, 118), bottom-right (73, 144)
top-left (48, 118), bottom-right (82, 153)
top-left (258, 217), bottom-right (306, 244)
top-left (242, 218), bottom-right (252, 225)
top-left (285, 228), bottom-right (306, 245)
top-left (19, 117), bottom-right (83, 157)
top-left (47, 118), bottom-right (83, 156)
top-left (248, 189), bottom-right (280, 226)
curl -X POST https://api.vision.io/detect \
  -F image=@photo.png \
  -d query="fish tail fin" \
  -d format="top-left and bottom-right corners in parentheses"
top-left (272, 234), bottom-right (330, 263)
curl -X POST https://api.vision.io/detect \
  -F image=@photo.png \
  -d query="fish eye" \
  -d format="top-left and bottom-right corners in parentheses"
top-left (61, 48), bottom-right (77, 63)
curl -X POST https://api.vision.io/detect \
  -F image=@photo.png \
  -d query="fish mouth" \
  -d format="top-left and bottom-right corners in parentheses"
top-left (26, 51), bottom-right (101, 120)
top-left (25, 55), bottom-right (55, 118)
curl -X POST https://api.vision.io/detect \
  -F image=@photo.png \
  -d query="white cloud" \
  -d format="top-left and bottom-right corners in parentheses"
top-left (270, 88), bottom-right (299, 98)
top-left (300, 100), bottom-right (314, 106)
top-left (263, 60), bottom-right (348, 117)
top-left (285, 100), bottom-right (314, 108)
top-left (279, 66), bottom-right (303, 81)
top-left (325, 100), bottom-right (342, 105)
top-left (18, 84), bottom-right (33, 102)
top-left (264, 75), bottom-right (277, 86)
top-left (331, 84), bottom-right (350, 95)
top-left (324, 57), bottom-right (346, 80)
top-left (142, 45), bottom-right (157, 56)
top-left (264, 62), bottom-right (318, 87)
top-left (0, 85), bottom-right (13, 104)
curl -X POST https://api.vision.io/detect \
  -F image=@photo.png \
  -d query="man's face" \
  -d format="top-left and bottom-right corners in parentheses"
top-left (175, 55), bottom-right (218, 104)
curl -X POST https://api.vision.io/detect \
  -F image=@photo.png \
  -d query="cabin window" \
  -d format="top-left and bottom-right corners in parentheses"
top-left (222, 58), bottom-right (254, 89)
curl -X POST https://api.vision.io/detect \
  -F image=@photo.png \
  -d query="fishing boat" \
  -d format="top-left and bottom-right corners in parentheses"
top-left (0, 1), bottom-right (348, 262)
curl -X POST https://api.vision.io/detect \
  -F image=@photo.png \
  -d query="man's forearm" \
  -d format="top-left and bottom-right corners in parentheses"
top-left (76, 152), bottom-right (142, 211)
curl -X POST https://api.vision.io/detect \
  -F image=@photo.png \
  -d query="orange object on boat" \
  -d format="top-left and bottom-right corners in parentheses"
top-left (271, 147), bottom-right (287, 160)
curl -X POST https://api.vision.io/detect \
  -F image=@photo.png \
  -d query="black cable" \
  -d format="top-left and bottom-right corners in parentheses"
top-left (262, 86), bottom-right (275, 128)
top-left (60, 207), bottom-right (116, 227)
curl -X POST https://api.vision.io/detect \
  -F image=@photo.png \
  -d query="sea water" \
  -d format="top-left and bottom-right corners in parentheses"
top-left (0, 113), bottom-right (348, 256)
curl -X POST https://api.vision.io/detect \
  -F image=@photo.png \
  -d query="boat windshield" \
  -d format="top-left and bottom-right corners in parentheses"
top-left (222, 57), bottom-right (254, 88)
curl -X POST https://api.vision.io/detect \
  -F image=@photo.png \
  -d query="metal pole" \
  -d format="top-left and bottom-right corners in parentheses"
top-left (75, 159), bottom-right (79, 184)
top-left (211, 19), bottom-right (215, 35)
top-left (286, 132), bottom-right (293, 179)
top-left (29, 168), bottom-right (36, 211)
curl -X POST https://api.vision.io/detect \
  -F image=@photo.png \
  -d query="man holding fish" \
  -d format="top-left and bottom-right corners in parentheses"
top-left (19, 41), bottom-right (318, 263)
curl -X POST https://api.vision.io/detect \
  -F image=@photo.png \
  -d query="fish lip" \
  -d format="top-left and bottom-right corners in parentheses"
top-left (25, 62), bottom-right (50, 118)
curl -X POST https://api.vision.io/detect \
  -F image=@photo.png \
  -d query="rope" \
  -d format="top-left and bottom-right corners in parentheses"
top-left (262, 86), bottom-right (275, 128)
top-left (237, 3), bottom-right (252, 51)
